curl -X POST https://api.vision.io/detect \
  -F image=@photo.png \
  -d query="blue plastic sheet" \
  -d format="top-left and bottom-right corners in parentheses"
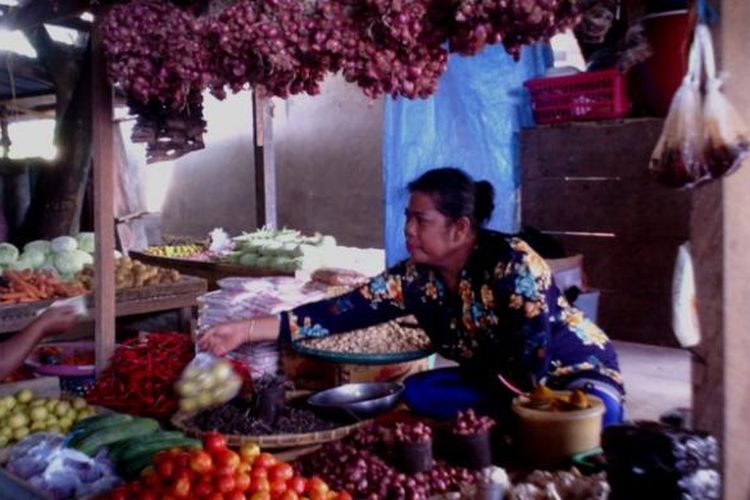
top-left (382, 43), bottom-right (552, 266)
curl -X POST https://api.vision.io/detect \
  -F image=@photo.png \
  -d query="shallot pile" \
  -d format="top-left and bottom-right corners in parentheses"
top-left (101, 0), bottom-right (581, 160)
top-left (295, 424), bottom-right (477, 499)
top-left (452, 409), bottom-right (496, 435)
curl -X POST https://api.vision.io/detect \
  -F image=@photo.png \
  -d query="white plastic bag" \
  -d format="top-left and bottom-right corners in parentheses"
top-left (175, 352), bottom-right (242, 413)
top-left (650, 25), bottom-right (707, 188)
top-left (672, 242), bottom-right (701, 348)
top-left (698, 25), bottom-right (750, 179)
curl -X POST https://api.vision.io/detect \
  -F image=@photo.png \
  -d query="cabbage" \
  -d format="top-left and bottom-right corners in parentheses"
top-left (0, 243), bottom-right (19, 265)
top-left (256, 255), bottom-right (273, 269)
top-left (50, 236), bottom-right (78, 253)
top-left (239, 253), bottom-right (259, 267)
top-left (76, 232), bottom-right (95, 254)
top-left (23, 240), bottom-right (51, 255)
top-left (54, 250), bottom-right (92, 275)
top-left (8, 258), bottom-right (33, 271)
top-left (20, 249), bottom-right (46, 269)
top-left (259, 241), bottom-right (283, 256)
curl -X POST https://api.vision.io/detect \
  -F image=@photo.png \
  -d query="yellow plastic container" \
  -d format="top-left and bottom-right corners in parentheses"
top-left (512, 392), bottom-right (605, 467)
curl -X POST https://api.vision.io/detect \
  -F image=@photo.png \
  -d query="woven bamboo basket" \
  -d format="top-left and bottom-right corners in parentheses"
top-left (171, 411), bottom-right (368, 449)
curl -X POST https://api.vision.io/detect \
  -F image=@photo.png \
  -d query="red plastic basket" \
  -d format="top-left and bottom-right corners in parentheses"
top-left (525, 69), bottom-right (631, 125)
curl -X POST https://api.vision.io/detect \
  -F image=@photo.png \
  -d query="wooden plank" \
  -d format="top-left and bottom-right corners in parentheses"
top-left (522, 178), bottom-right (691, 238)
top-left (596, 289), bottom-right (677, 347)
top-left (521, 118), bottom-right (664, 179)
top-left (91, 15), bottom-right (116, 376)
top-left (253, 92), bottom-right (277, 229)
top-left (551, 233), bottom-right (685, 293)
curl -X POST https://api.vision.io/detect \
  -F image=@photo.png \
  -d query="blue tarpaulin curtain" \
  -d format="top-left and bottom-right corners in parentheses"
top-left (382, 43), bottom-right (553, 266)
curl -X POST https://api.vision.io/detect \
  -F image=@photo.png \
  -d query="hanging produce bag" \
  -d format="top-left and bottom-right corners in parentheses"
top-left (649, 24), bottom-right (706, 188)
top-left (698, 25), bottom-right (750, 179)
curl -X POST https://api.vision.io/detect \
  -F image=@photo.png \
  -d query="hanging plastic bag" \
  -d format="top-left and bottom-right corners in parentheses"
top-left (650, 25), bottom-right (707, 188)
top-left (175, 352), bottom-right (242, 413)
top-left (698, 25), bottom-right (750, 179)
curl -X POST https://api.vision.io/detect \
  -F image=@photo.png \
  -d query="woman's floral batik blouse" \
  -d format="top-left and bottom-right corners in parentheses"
top-left (279, 230), bottom-right (623, 392)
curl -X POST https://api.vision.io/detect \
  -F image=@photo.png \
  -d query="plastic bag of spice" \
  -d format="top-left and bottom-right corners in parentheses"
top-left (698, 25), bottom-right (750, 179)
top-left (649, 24), bottom-right (707, 188)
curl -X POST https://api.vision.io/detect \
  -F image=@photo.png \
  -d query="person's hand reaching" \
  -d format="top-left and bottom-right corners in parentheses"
top-left (198, 320), bottom-right (253, 356)
top-left (33, 305), bottom-right (79, 337)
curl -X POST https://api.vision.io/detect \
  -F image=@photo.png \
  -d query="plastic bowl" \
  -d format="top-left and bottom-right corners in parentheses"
top-left (307, 382), bottom-right (404, 419)
top-left (512, 392), bottom-right (605, 467)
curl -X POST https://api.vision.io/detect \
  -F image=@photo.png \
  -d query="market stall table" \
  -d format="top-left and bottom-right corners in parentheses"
top-left (0, 275), bottom-right (207, 335)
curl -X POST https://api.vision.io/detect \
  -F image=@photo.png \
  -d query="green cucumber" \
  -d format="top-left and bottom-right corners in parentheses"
top-left (108, 432), bottom-right (185, 462)
top-left (120, 438), bottom-right (202, 479)
top-left (119, 436), bottom-right (201, 463)
top-left (68, 414), bottom-right (133, 448)
top-left (75, 418), bottom-right (160, 456)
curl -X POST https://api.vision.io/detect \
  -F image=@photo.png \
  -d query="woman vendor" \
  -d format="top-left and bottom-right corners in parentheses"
top-left (200, 168), bottom-right (625, 425)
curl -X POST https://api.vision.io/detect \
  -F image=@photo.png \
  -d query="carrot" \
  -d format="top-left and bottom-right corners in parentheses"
top-left (5, 271), bottom-right (42, 300)
top-left (0, 292), bottom-right (27, 300)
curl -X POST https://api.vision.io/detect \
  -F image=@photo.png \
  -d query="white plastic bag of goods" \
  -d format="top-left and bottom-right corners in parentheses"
top-left (383, 43), bottom-right (552, 266)
top-left (672, 242), bottom-right (701, 348)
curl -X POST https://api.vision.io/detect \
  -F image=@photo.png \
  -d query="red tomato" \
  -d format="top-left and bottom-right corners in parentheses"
top-left (234, 472), bottom-right (251, 492)
top-left (193, 479), bottom-right (215, 498)
top-left (250, 466), bottom-right (268, 481)
top-left (205, 493), bottom-right (224, 500)
top-left (171, 476), bottom-right (192, 498)
top-left (110, 486), bottom-right (128, 500)
top-left (141, 471), bottom-right (162, 489)
top-left (225, 491), bottom-right (246, 500)
top-left (216, 474), bottom-right (237, 494)
top-left (190, 449), bottom-right (214, 474)
top-left (214, 448), bottom-right (241, 467)
top-left (175, 451), bottom-right (191, 469)
top-left (155, 457), bottom-right (176, 481)
top-left (336, 492), bottom-right (353, 500)
top-left (240, 442), bottom-right (261, 463)
top-left (287, 476), bottom-right (306, 494)
top-left (308, 492), bottom-right (327, 500)
top-left (161, 495), bottom-right (178, 500)
top-left (270, 478), bottom-right (288, 496)
top-left (268, 463), bottom-right (294, 483)
top-left (137, 492), bottom-right (158, 500)
top-left (249, 476), bottom-right (270, 493)
top-left (254, 452), bottom-right (277, 469)
top-left (204, 432), bottom-right (228, 453)
top-left (126, 482), bottom-right (142, 495)
top-left (278, 491), bottom-right (299, 500)
top-left (250, 492), bottom-right (271, 500)
top-left (306, 477), bottom-right (329, 495)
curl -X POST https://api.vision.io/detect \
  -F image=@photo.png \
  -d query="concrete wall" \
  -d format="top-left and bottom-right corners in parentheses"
top-left (155, 76), bottom-right (384, 248)
top-left (274, 75), bottom-right (384, 248)
top-left (158, 92), bottom-right (257, 239)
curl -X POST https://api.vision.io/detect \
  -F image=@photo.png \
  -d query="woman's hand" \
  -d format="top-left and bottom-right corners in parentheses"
top-left (32, 305), bottom-right (79, 338)
top-left (198, 320), bottom-right (253, 356)
top-left (198, 315), bottom-right (281, 356)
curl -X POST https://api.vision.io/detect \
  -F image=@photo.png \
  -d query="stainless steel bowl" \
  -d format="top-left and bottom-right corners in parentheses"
top-left (307, 382), bottom-right (404, 419)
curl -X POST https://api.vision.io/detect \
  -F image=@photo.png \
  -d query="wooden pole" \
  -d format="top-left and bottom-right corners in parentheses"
top-left (252, 91), bottom-right (277, 229)
top-left (91, 13), bottom-right (116, 375)
top-left (691, 1), bottom-right (750, 497)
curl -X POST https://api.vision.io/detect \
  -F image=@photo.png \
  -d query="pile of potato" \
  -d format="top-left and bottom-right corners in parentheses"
top-left (76, 257), bottom-right (180, 290)
top-left (0, 389), bottom-right (97, 447)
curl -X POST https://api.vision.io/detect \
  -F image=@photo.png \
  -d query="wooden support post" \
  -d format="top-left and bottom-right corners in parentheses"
top-left (91, 14), bottom-right (116, 375)
top-left (252, 91), bottom-right (277, 229)
top-left (691, 1), bottom-right (750, 498)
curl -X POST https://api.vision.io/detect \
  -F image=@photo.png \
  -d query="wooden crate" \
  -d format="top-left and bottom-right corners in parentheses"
top-left (521, 118), bottom-right (690, 346)
top-left (0, 275), bottom-right (207, 334)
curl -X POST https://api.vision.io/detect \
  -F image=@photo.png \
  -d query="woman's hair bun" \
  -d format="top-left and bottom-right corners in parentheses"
top-left (474, 180), bottom-right (495, 226)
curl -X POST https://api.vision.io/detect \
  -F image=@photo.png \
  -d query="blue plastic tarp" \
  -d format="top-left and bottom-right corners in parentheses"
top-left (382, 43), bottom-right (552, 266)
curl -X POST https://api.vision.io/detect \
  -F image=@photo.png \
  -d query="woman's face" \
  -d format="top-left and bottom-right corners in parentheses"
top-left (405, 192), bottom-right (464, 266)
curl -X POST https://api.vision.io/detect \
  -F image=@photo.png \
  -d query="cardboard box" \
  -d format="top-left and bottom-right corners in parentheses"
top-left (282, 350), bottom-right (432, 391)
